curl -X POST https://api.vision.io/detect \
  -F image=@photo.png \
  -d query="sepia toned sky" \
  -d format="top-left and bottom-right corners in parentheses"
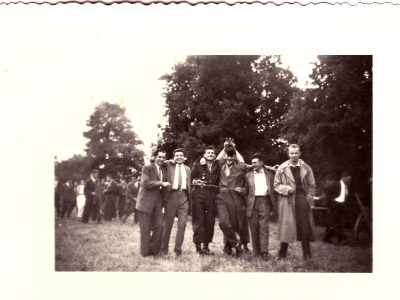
top-left (2, 5), bottom-right (317, 162)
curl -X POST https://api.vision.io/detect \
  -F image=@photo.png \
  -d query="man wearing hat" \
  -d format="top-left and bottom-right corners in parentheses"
top-left (122, 173), bottom-right (141, 224)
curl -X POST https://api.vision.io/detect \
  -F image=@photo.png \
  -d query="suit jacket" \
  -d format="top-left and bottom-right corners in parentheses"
top-left (103, 181), bottom-right (120, 196)
top-left (245, 166), bottom-right (278, 218)
top-left (163, 161), bottom-right (191, 205)
top-left (274, 159), bottom-right (316, 243)
top-left (84, 178), bottom-right (98, 199)
top-left (191, 160), bottom-right (220, 191)
top-left (136, 163), bottom-right (166, 214)
top-left (60, 183), bottom-right (75, 202)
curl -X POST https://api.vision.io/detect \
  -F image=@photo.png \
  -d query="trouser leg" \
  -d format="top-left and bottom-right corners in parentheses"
top-left (279, 242), bottom-right (288, 257)
top-left (55, 195), bottom-right (61, 217)
top-left (175, 193), bottom-right (189, 252)
top-left (161, 194), bottom-right (178, 254)
top-left (248, 212), bottom-right (261, 254)
top-left (82, 197), bottom-right (93, 223)
top-left (67, 200), bottom-right (75, 217)
top-left (138, 210), bottom-right (151, 256)
top-left (192, 193), bottom-right (205, 244)
top-left (302, 241), bottom-right (311, 259)
top-left (149, 200), bottom-right (164, 255)
top-left (204, 198), bottom-right (216, 244)
top-left (216, 193), bottom-right (238, 248)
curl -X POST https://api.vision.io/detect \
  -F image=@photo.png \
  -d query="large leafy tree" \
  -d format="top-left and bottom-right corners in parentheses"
top-left (55, 154), bottom-right (91, 182)
top-left (83, 102), bottom-right (145, 178)
top-left (280, 55), bottom-right (372, 194)
top-left (158, 55), bottom-right (298, 165)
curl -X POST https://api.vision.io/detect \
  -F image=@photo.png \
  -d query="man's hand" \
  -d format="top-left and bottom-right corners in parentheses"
top-left (91, 192), bottom-right (96, 196)
top-left (162, 182), bottom-right (171, 187)
top-left (234, 187), bottom-right (243, 194)
top-left (193, 179), bottom-right (206, 187)
top-left (200, 157), bottom-right (206, 165)
top-left (287, 186), bottom-right (295, 194)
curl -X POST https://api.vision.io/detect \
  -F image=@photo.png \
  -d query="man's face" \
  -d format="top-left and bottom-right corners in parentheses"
top-left (93, 172), bottom-right (99, 179)
top-left (288, 147), bottom-right (301, 164)
top-left (251, 158), bottom-right (263, 171)
top-left (131, 177), bottom-right (138, 183)
top-left (174, 151), bottom-right (185, 164)
top-left (81, 180), bottom-right (85, 185)
top-left (106, 176), bottom-right (112, 182)
top-left (154, 151), bottom-right (166, 166)
top-left (226, 155), bottom-right (236, 166)
top-left (204, 149), bottom-right (216, 161)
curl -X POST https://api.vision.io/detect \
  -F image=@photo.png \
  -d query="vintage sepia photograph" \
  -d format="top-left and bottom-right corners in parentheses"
top-left (3, 2), bottom-right (399, 299)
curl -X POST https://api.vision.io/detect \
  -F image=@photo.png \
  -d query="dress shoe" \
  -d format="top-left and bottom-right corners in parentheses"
top-left (202, 247), bottom-right (214, 256)
top-left (121, 216), bottom-right (127, 224)
top-left (243, 244), bottom-right (251, 253)
top-left (223, 243), bottom-right (233, 255)
top-left (234, 245), bottom-right (242, 256)
top-left (174, 250), bottom-right (182, 257)
top-left (261, 252), bottom-right (269, 261)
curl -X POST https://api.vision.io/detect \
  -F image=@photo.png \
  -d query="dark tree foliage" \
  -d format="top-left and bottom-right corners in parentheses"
top-left (280, 55), bottom-right (372, 196)
top-left (158, 55), bottom-right (298, 166)
top-left (83, 102), bottom-right (145, 178)
top-left (55, 154), bottom-right (91, 182)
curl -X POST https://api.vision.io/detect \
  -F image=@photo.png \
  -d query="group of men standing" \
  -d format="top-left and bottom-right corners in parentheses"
top-left (135, 142), bottom-right (319, 261)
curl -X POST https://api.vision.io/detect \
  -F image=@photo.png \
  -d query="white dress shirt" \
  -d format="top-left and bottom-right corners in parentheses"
top-left (335, 180), bottom-right (348, 203)
top-left (254, 168), bottom-right (268, 196)
top-left (172, 163), bottom-right (187, 190)
top-left (155, 164), bottom-right (163, 182)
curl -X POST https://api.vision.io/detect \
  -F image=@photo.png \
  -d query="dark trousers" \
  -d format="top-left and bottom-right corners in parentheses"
top-left (55, 194), bottom-right (61, 217)
top-left (61, 200), bottom-right (75, 218)
top-left (248, 196), bottom-right (271, 254)
top-left (162, 191), bottom-right (189, 254)
top-left (91, 201), bottom-right (102, 222)
top-left (82, 196), bottom-right (95, 223)
top-left (192, 189), bottom-right (216, 244)
top-left (104, 194), bottom-right (118, 221)
top-left (123, 201), bottom-right (138, 223)
top-left (216, 191), bottom-right (246, 248)
top-left (324, 201), bottom-right (346, 242)
top-left (138, 200), bottom-right (164, 257)
top-left (115, 196), bottom-right (125, 219)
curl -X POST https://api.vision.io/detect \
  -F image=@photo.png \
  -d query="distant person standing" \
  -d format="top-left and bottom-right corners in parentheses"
top-left (82, 169), bottom-right (99, 223)
top-left (103, 174), bottom-right (121, 222)
top-left (54, 176), bottom-right (62, 217)
top-left (274, 144), bottom-right (316, 260)
top-left (318, 172), bottom-right (352, 245)
top-left (122, 174), bottom-right (140, 224)
top-left (76, 180), bottom-right (86, 221)
top-left (136, 150), bottom-right (170, 257)
top-left (60, 179), bottom-right (75, 218)
top-left (117, 179), bottom-right (127, 220)
top-left (91, 179), bottom-right (104, 223)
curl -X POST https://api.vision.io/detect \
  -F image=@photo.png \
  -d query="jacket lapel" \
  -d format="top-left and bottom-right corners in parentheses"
top-left (210, 162), bottom-right (218, 174)
top-left (248, 171), bottom-right (255, 195)
top-left (299, 160), bottom-right (307, 189)
top-left (227, 162), bottom-right (241, 183)
top-left (152, 163), bottom-right (160, 180)
top-left (282, 162), bottom-right (295, 184)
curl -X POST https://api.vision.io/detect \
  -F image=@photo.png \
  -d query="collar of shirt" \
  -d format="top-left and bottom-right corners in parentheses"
top-left (288, 161), bottom-right (300, 167)
top-left (254, 168), bottom-right (264, 175)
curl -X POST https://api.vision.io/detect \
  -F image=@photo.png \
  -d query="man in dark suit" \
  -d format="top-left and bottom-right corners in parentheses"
top-left (191, 146), bottom-right (220, 255)
top-left (161, 148), bottom-right (192, 257)
top-left (54, 176), bottom-right (62, 217)
top-left (244, 153), bottom-right (278, 261)
top-left (60, 178), bottom-right (75, 218)
top-left (103, 174), bottom-right (120, 222)
top-left (136, 150), bottom-right (171, 257)
top-left (318, 172), bottom-right (352, 245)
top-left (82, 169), bottom-right (99, 223)
top-left (122, 173), bottom-right (140, 224)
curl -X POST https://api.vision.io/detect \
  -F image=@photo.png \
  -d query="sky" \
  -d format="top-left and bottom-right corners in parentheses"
top-left (0, 5), bottom-right (318, 162)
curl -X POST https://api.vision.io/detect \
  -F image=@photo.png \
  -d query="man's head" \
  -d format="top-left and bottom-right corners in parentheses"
top-left (325, 173), bottom-right (337, 184)
top-left (173, 148), bottom-right (185, 165)
top-left (91, 169), bottom-right (99, 179)
top-left (251, 153), bottom-right (264, 172)
top-left (153, 149), bottom-right (167, 166)
top-left (106, 174), bottom-right (114, 182)
top-left (131, 173), bottom-right (139, 183)
top-left (80, 179), bottom-right (85, 185)
top-left (203, 146), bottom-right (216, 162)
top-left (121, 178), bottom-right (126, 185)
top-left (341, 171), bottom-right (352, 186)
top-left (287, 144), bottom-right (301, 164)
top-left (225, 146), bottom-right (236, 166)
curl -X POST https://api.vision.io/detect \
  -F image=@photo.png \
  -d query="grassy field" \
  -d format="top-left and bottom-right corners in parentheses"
top-left (55, 211), bottom-right (372, 272)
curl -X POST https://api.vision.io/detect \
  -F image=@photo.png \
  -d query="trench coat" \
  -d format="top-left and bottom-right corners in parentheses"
top-left (274, 159), bottom-right (316, 243)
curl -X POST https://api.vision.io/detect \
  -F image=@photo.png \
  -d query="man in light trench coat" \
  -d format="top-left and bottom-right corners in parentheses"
top-left (274, 144), bottom-right (316, 260)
